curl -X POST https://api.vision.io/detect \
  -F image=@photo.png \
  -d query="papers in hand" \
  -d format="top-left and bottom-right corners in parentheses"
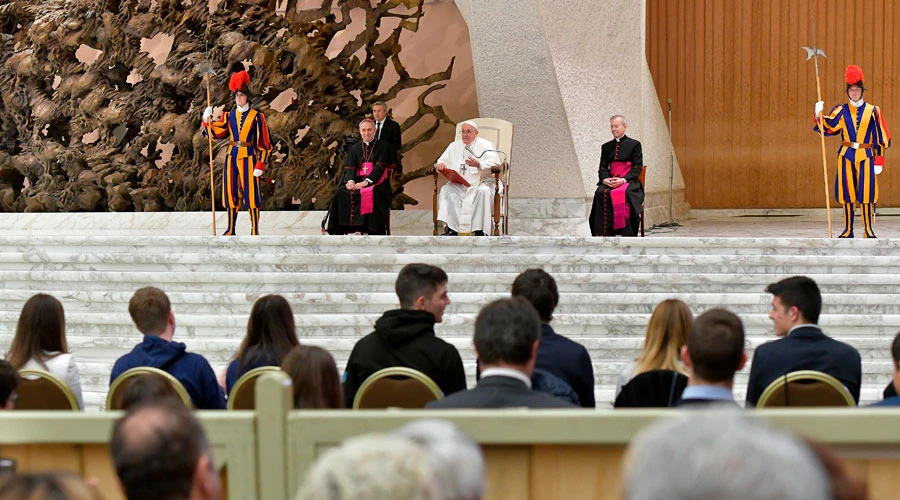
top-left (438, 168), bottom-right (471, 187)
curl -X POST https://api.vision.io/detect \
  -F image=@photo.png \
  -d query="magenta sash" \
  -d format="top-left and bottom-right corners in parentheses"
top-left (358, 162), bottom-right (391, 215)
top-left (609, 161), bottom-right (631, 230)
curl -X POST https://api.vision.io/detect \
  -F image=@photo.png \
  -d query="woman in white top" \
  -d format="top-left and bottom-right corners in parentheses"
top-left (615, 298), bottom-right (692, 397)
top-left (6, 294), bottom-right (83, 410)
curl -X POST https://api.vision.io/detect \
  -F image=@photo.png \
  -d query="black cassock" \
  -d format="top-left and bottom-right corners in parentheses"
top-left (588, 135), bottom-right (644, 237)
top-left (325, 140), bottom-right (393, 235)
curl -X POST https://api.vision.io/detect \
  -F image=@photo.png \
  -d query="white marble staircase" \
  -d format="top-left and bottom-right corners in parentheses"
top-left (0, 233), bottom-right (897, 410)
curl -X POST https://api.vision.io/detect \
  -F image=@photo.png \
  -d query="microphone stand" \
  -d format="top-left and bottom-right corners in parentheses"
top-left (653, 99), bottom-right (681, 229)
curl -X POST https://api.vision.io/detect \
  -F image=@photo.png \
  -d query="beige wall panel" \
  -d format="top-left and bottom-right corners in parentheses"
top-left (529, 445), bottom-right (624, 500)
top-left (648, 0), bottom-right (898, 208)
top-left (482, 445), bottom-right (531, 500)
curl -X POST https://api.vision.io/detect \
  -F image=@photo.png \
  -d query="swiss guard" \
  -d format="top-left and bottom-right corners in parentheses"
top-left (814, 65), bottom-right (891, 238)
top-left (201, 63), bottom-right (272, 236)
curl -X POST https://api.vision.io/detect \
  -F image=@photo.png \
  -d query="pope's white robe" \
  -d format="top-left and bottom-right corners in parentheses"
top-left (436, 136), bottom-right (500, 233)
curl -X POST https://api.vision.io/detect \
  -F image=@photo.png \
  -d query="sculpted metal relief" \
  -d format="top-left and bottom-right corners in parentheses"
top-left (0, 0), bottom-right (453, 212)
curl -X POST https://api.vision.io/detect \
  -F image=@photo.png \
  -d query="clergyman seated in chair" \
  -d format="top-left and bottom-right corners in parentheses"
top-left (342, 263), bottom-right (467, 407)
top-left (676, 309), bottom-right (746, 407)
top-left (427, 298), bottom-right (576, 409)
top-left (588, 115), bottom-right (644, 237)
top-left (434, 120), bottom-right (500, 236)
top-left (745, 276), bottom-right (861, 407)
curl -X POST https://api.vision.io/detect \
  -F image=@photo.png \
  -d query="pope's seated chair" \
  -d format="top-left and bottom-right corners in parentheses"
top-left (756, 370), bottom-right (856, 408)
top-left (431, 118), bottom-right (513, 236)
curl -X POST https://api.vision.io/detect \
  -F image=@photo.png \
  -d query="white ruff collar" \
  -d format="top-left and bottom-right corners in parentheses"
top-left (236, 104), bottom-right (250, 113)
top-left (850, 98), bottom-right (865, 108)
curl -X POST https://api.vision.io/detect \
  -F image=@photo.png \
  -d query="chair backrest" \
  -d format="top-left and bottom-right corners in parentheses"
top-left (454, 118), bottom-right (514, 164)
top-left (757, 370), bottom-right (856, 408)
top-left (353, 367), bottom-right (443, 409)
top-left (228, 366), bottom-right (284, 410)
top-left (15, 369), bottom-right (80, 410)
top-left (638, 165), bottom-right (646, 187)
top-left (614, 369), bottom-right (688, 408)
top-left (107, 367), bottom-right (194, 410)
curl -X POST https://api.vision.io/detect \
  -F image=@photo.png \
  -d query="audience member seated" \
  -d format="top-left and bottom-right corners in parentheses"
top-left (295, 434), bottom-right (436, 500)
top-left (531, 368), bottom-right (580, 406)
top-left (616, 298), bottom-right (692, 397)
top-left (393, 420), bottom-right (485, 500)
top-left (111, 399), bottom-right (221, 500)
top-left (746, 276), bottom-right (862, 407)
top-left (225, 294), bottom-right (299, 394)
top-left (427, 298), bottom-right (576, 409)
top-left (110, 287), bottom-right (225, 410)
top-left (6, 293), bottom-right (84, 410)
top-left (614, 369), bottom-right (688, 408)
top-left (512, 269), bottom-right (595, 407)
top-left (117, 374), bottom-right (184, 411)
top-left (624, 410), bottom-right (830, 500)
top-left (343, 263), bottom-right (467, 408)
top-left (0, 360), bottom-right (17, 410)
top-left (676, 309), bottom-right (746, 407)
top-left (804, 440), bottom-right (869, 500)
top-left (871, 331), bottom-right (900, 407)
top-left (0, 472), bottom-right (101, 500)
top-left (280, 345), bottom-right (343, 409)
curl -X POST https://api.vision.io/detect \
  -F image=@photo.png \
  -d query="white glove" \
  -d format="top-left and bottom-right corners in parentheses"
top-left (202, 106), bottom-right (213, 121)
top-left (253, 168), bottom-right (263, 178)
top-left (875, 165), bottom-right (883, 175)
top-left (814, 101), bottom-right (824, 115)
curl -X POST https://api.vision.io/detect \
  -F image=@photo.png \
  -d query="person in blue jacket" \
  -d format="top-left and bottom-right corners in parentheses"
top-left (110, 287), bottom-right (225, 409)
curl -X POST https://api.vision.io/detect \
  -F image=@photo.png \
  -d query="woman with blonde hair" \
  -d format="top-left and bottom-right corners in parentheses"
top-left (615, 298), bottom-right (692, 397)
top-left (6, 294), bottom-right (83, 410)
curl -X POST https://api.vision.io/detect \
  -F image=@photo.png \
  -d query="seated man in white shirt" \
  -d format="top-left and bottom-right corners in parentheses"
top-left (434, 121), bottom-right (500, 236)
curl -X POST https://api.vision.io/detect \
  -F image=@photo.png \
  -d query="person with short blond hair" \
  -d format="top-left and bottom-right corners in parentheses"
top-left (111, 287), bottom-right (225, 409)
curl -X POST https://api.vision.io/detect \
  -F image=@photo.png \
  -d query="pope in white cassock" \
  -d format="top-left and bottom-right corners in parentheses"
top-left (434, 120), bottom-right (500, 236)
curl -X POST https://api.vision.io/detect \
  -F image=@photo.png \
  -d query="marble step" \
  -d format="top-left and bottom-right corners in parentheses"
top-left (2, 290), bottom-right (900, 316)
top-left (4, 234), bottom-right (900, 255)
top-left (1, 251), bottom-right (899, 275)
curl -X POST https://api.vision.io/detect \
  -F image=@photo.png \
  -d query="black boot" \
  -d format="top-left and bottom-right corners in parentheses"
top-left (441, 228), bottom-right (458, 236)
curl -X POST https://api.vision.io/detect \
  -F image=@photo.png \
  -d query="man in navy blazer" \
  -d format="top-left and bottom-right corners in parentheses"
top-left (745, 276), bottom-right (862, 407)
top-left (427, 298), bottom-right (576, 409)
top-left (871, 332), bottom-right (900, 406)
top-left (511, 269), bottom-right (595, 407)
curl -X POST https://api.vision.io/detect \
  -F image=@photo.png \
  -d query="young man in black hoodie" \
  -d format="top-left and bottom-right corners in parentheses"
top-left (342, 264), bottom-right (467, 407)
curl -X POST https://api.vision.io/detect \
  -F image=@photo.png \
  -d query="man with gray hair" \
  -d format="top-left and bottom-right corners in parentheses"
top-left (434, 120), bottom-right (500, 236)
top-left (624, 410), bottom-right (830, 500)
top-left (588, 115), bottom-right (644, 237)
top-left (295, 433), bottom-right (437, 500)
top-left (393, 420), bottom-right (485, 500)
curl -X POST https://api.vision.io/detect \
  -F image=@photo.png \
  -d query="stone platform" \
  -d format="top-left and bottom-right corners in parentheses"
top-left (0, 210), bottom-right (897, 409)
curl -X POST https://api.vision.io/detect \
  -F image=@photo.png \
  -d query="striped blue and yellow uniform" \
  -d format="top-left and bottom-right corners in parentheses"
top-left (208, 108), bottom-right (272, 235)
top-left (815, 102), bottom-right (890, 204)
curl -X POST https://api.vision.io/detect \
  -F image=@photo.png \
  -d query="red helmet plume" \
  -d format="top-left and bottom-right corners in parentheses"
top-left (844, 65), bottom-right (865, 89)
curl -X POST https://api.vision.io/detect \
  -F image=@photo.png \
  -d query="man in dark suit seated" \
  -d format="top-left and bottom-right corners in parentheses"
top-left (676, 309), bottom-right (746, 407)
top-left (511, 269), bottom-right (595, 407)
top-left (745, 276), bottom-right (862, 407)
top-left (427, 298), bottom-right (576, 409)
top-left (870, 332), bottom-right (900, 406)
top-left (588, 115), bottom-right (644, 237)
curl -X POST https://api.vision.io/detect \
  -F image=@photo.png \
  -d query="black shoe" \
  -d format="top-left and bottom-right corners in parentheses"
top-left (472, 230), bottom-right (486, 236)
top-left (441, 228), bottom-right (458, 236)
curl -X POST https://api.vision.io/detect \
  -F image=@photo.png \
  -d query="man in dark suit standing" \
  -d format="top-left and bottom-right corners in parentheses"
top-left (588, 115), bottom-right (644, 236)
top-left (676, 309), bottom-right (746, 407)
top-left (745, 276), bottom-right (862, 407)
top-left (511, 269), bottom-right (595, 407)
top-left (372, 101), bottom-right (402, 174)
top-left (427, 298), bottom-right (576, 409)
